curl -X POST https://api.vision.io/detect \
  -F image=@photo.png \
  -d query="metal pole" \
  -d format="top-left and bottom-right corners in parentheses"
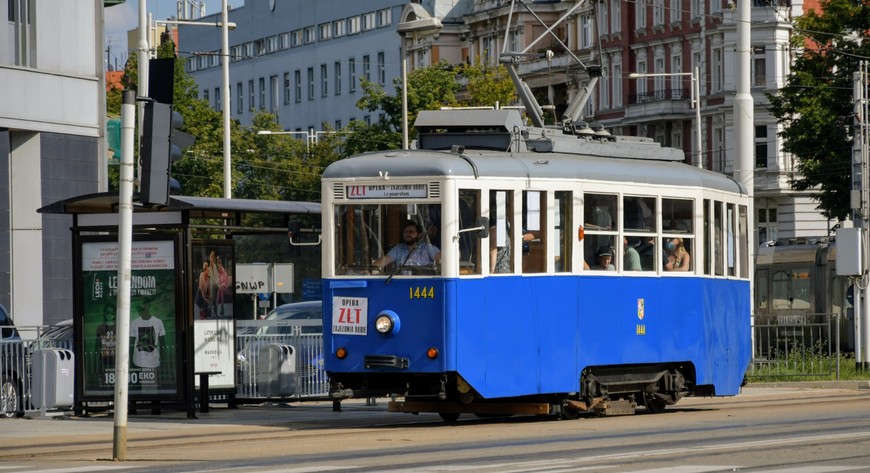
top-left (113, 90), bottom-right (136, 461)
top-left (137, 0), bottom-right (149, 191)
top-left (221, 0), bottom-right (232, 198)
top-left (694, 65), bottom-right (703, 169)
top-left (401, 34), bottom-right (409, 150)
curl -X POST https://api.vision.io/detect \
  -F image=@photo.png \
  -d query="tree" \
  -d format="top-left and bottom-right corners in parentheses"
top-left (346, 60), bottom-right (517, 155)
top-left (767, 0), bottom-right (870, 220)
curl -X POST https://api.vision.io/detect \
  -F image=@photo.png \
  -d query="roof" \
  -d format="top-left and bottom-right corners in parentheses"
top-left (38, 192), bottom-right (321, 218)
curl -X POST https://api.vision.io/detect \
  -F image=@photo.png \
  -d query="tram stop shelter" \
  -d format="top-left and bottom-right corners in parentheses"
top-left (39, 192), bottom-right (321, 417)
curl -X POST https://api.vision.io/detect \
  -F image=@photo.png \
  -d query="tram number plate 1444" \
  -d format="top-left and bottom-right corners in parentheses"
top-left (332, 296), bottom-right (368, 335)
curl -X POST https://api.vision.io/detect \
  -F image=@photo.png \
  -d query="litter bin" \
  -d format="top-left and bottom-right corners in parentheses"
top-left (32, 348), bottom-right (75, 409)
top-left (256, 344), bottom-right (296, 397)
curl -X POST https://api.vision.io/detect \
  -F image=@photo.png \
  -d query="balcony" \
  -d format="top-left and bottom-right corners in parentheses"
top-left (624, 88), bottom-right (693, 124)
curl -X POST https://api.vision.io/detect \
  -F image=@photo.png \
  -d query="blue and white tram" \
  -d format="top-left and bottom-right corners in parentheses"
top-left (321, 110), bottom-right (751, 419)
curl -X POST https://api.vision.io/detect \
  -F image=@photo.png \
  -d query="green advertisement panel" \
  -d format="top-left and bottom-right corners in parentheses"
top-left (81, 239), bottom-right (179, 397)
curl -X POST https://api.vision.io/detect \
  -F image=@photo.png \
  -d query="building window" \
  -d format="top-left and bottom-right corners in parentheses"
top-left (333, 20), bottom-right (345, 37)
top-left (291, 30), bottom-right (302, 47)
top-left (295, 70), bottom-right (302, 103)
top-left (319, 23), bottom-right (332, 40)
top-left (755, 125), bottom-right (768, 168)
top-left (321, 64), bottom-right (328, 97)
top-left (757, 207), bottom-right (778, 244)
top-left (203, 89), bottom-right (209, 103)
top-left (348, 16), bottom-right (360, 34)
top-left (349, 58), bottom-right (357, 92)
top-left (612, 63), bottom-right (622, 107)
top-left (335, 120), bottom-right (342, 129)
top-left (304, 27), bottom-right (315, 44)
top-left (377, 52), bottom-right (385, 85)
top-left (259, 78), bottom-right (266, 109)
top-left (308, 67), bottom-right (315, 100)
top-left (362, 12), bottom-right (376, 30)
top-left (236, 82), bottom-right (243, 114)
top-left (670, 0), bottom-right (681, 22)
top-left (753, 46), bottom-right (766, 88)
top-left (610, 0), bottom-right (621, 33)
top-left (283, 73), bottom-right (291, 104)
top-left (267, 36), bottom-right (277, 53)
top-left (279, 33), bottom-right (290, 49)
top-left (335, 61), bottom-right (342, 95)
top-left (712, 47), bottom-right (723, 93)
top-left (363, 55), bottom-right (370, 81)
top-left (713, 126), bottom-right (725, 172)
top-left (214, 87), bottom-right (221, 111)
top-left (255, 39), bottom-right (266, 56)
top-left (248, 80), bottom-right (255, 111)
top-left (653, 0), bottom-right (664, 26)
top-left (378, 8), bottom-right (392, 27)
top-left (597, 1), bottom-right (608, 35)
top-left (635, 4), bottom-right (646, 30)
top-left (582, 14), bottom-right (594, 47)
top-left (270, 75), bottom-right (278, 112)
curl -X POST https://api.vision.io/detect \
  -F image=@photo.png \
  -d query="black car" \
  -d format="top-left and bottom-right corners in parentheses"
top-left (0, 304), bottom-right (24, 418)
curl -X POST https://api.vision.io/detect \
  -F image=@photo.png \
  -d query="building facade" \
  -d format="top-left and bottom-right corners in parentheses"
top-left (179, 0), bottom-right (410, 133)
top-left (0, 0), bottom-right (106, 327)
top-left (182, 0), bottom-right (830, 245)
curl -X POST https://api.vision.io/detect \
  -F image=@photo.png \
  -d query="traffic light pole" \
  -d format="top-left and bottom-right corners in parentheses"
top-left (113, 90), bottom-right (136, 461)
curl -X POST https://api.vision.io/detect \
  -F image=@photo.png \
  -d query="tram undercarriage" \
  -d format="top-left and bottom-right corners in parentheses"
top-left (330, 363), bottom-right (700, 420)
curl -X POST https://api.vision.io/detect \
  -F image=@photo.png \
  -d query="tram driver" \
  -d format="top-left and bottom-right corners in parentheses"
top-left (373, 220), bottom-right (441, 271)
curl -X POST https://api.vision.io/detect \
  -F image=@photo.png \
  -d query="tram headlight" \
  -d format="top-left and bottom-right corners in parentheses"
top-left (374, 310), bottom-right (400, 336)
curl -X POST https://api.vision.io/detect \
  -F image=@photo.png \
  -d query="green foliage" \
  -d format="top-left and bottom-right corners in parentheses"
top-left (458, 61), bottom-right (518, 109)
top-left (767, 0), bottom-right (870, 220)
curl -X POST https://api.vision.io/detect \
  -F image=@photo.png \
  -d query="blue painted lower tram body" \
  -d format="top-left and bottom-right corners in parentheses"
top-left (325, 274), bottom-right (750, 415)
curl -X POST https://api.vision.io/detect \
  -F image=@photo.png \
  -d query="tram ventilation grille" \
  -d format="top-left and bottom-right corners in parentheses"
top-left (332, 183), bottom-right (345, 200)
top-left (364, 355), bottom-right (409, 369)
top-left (429, 182), bottom-right (440, 199)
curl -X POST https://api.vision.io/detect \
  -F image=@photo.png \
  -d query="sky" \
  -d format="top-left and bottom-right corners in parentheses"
top-left (104, 0), bottom-right (234, 70)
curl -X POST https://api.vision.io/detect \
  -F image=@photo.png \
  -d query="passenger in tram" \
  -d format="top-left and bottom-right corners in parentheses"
top-left (664, 237), bottom-right (691, 271)
top-left (373, 220), bottom-right (441, 270)
top-left (623, 237), bottom-right (642, 271)
top-left (591, 246), bottom-right (616, 271)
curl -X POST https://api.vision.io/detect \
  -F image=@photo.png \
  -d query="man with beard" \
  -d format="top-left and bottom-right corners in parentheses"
top-left (373, 220), bottom-right (441, 271)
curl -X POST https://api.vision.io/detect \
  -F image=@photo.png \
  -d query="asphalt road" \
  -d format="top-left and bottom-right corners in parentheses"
top-left (1, 385), bottom-right (869, 472)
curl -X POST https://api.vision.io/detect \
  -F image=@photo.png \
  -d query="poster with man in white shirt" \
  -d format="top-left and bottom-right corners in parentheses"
top-left (130, 301), bottom-right (166, 369)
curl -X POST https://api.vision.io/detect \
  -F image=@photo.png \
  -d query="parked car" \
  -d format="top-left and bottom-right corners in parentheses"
top-left (236, 301), bottom-right (324, 396)
top-left (0, 304), bottom-right (23, 418)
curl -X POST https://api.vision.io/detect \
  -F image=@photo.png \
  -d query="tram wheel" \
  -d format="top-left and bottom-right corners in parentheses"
top-left (643, 396), bottom-right (667, 414)
top-left (438, 412), bottom-right (460, 422)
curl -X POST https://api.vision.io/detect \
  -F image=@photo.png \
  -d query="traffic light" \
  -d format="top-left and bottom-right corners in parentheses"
top-left (140, 100), bottom-right (194, 206)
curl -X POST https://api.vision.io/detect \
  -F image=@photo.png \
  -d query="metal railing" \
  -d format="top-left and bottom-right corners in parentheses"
top-left (748, 312), bottom-right (841, 379)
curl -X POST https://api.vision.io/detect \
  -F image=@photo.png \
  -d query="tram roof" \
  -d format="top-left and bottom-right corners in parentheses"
top-left (323, 149), bottom-right (745, 195)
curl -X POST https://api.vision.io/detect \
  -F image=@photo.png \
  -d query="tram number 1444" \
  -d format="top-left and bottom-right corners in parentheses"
top-left (410, 286), bottom-right (435, 299)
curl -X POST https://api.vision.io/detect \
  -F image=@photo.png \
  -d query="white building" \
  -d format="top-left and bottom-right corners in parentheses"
top-left (0, 0), bottom-right (106, 327)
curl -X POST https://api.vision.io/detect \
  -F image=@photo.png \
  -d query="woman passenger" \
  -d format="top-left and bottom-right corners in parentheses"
top-left (664, 237), bottom-right (691, 271)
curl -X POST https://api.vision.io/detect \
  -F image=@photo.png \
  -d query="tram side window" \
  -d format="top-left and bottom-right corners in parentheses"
top-left (662, 198), bottom-right (694, 272)
top-left (727, 203), bottom-right (736, 276)
top-left (584, 193), bottom-right (617, 270)
top-left (624, 196), bottom-right (656, 271)
top-left (522, 191), bottom-right (547, 274)
top-left (489, 190), bottom-right (514, 274)
top-left (738, 205), bottom-right (748, 278)
top-left (704, 199), bottom-right (712, 275)
top-left (772, 269), bottom-right (812, 310)
top-left (555, 191), bottom-right (572, 272)
top-left (459, 189), bottom-right (481, 275)
top-left (714, 201), bottom-right (724, 276)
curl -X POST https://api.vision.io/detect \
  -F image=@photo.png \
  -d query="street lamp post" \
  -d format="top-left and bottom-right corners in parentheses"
top-left (158, 3), bottom-right (236, 198)
top-left (397, 9), bottom-right (442, 150)
top-left (628, 69), bottom-right (703, 169)
top-left (257, 130), bottom-right (312, 156)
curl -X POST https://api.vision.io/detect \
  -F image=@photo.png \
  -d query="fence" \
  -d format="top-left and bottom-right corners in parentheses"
top-left (747, 312), bottom-right (842, 380)
top-left (0, 320), bottom-right (328, 417)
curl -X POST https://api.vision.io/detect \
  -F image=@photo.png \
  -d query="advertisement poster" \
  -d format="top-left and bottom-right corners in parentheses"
top-left (81, 240), bottom-right (178, 396)
top-left (192, 244), bottom-right (235, 389)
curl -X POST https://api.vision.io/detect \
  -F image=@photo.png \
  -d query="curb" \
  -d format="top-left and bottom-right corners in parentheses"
top-left (746, 380), bottom-right (870, 390)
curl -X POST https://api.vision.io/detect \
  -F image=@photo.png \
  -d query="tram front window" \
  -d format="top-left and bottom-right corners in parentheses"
top-left (334, 203), bottom-right (442, 276)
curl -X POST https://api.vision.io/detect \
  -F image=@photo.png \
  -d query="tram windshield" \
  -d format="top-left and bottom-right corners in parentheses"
top-left (334, 203), bottom-right (442, 276)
